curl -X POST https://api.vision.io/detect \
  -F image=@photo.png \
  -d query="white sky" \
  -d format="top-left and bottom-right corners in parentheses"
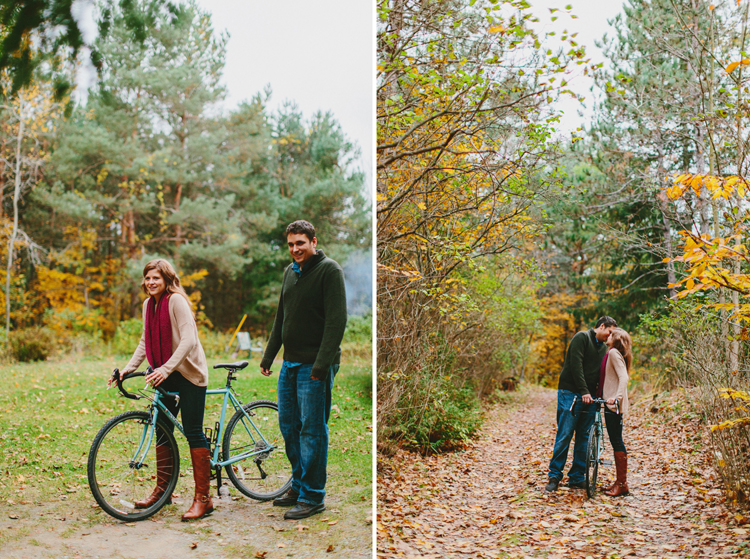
top-left (192, 0), bottom-right (374, 186)
top-left (527, 0), bottom-right (627, 136)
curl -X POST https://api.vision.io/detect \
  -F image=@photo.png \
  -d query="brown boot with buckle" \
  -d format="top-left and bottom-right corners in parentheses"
top-left (135, 444), bottom-right (173, 509)
top-left (182, 447), bottom-right (214, 521)
top-left (604, 451), bottom-right (629, 497)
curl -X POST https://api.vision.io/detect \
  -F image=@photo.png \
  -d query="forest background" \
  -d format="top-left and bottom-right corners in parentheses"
top-left (0, 0), bottom-right (373, 364)
top-left (377, 0), bottom-right (750, 509)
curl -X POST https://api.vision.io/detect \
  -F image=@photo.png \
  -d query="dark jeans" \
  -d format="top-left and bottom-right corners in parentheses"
top-left (156, 371), bottom-right (209, 449)
top-left (277, 362), bottom-right (337, 506)
top-left (548, 389), bottom-right (596, 483)
top-left (604, 408), bottom-right (627, 453)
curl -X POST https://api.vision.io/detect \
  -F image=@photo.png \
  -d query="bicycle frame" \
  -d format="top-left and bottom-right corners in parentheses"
top-left (121, 372), bottom-right (277, 472)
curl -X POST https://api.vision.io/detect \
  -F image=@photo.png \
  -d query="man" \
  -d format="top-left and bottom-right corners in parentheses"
top-left (260, 220), bottom-right (347, 520)
top-left (545, 316), bottom-right (617, 493)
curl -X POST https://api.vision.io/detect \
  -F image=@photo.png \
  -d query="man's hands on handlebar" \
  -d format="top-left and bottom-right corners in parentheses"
top-left (582, 394), bottom-right (593, 404)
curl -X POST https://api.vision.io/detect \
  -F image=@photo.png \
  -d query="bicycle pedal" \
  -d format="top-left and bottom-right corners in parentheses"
top-left (601, 459), bottom-right (613, 466)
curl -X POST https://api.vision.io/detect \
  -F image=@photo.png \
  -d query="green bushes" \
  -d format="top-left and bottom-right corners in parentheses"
top-left (9, 327), bottom-right (55, 361)
top-left (111, 318), bottom-right (143, 356)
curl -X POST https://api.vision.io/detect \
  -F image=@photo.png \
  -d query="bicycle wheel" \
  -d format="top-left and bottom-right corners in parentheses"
top-left (87, 411), bottom-right (180, 521)
top-left (585, 424), bottom-right (600, 499)
top-left (223, 400), bottom-right (292, 500)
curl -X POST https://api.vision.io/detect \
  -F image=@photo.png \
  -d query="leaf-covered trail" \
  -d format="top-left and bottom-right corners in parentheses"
top-left (377, 387), bottom-right (749, 558)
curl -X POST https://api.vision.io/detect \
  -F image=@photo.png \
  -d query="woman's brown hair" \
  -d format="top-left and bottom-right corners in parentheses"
top-left (610, 328), bottom-right (633, 371)
top-left (141, 259), bottom-right (193, 311)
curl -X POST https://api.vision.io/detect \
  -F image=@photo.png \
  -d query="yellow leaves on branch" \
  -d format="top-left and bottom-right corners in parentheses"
top-left (668, 173), bottom-right (747, 200)
top-left (710, 389), bottom-right (750, 432)
top-left (725, 60), bottom-right (750, 73)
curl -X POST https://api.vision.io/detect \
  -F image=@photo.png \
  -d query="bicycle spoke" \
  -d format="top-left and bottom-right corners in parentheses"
top-left (223, 401), bottom-right (292, 500)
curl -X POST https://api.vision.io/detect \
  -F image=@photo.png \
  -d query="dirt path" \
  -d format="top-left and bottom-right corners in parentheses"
top-left (1, 491), bottom-right (372, 559)
top-left (377, 387), bottom-right (749, 558)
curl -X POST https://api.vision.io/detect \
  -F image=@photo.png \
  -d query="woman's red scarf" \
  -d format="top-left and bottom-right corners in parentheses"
top-left (596, 350), bottom-right (609, 398)
top-left (145, 293), bottom-right (172, 369)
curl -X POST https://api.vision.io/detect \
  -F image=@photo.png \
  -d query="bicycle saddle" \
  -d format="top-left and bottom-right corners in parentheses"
top-left (213, 361), bottom-right (249, 370)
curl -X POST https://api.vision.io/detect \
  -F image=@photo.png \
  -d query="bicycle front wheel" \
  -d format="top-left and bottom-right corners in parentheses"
top-left (223, 400), bottom-right (292, 500)
top-left (585, 424), bottom-right (600, 499)
top-left (87, 411), bottom-right (179, 521)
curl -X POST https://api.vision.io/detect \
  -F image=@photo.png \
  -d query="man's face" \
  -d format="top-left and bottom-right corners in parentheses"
top-left (595, 324), bottom-right (615, 342)
top-left (287, 233), bottom-right (317, 266)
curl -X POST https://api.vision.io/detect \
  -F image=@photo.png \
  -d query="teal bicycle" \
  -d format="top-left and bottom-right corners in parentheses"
top-left (87, 361), bottom-right (292, 521)
top-left (584, 397), bottom-right (619, 499)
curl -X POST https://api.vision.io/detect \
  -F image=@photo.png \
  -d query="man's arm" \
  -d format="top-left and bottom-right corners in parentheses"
top-left (310, 265), bottom-right (347, 380)
top-left (568, 332), bottom-right (591, 401)
top-left (260, 271), bottom-right (286, 376)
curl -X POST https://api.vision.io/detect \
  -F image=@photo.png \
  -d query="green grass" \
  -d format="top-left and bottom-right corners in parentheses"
top-left (0, 353), bottom-right (372, 515)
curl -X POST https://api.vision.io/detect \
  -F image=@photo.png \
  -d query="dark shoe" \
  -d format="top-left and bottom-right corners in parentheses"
top-left (544, 478), bottom-right (560, 493)
top-left (284, 502), bottom-right (325, 520)
top-left (134, 444), bottom-right (173, 509)
top-left (273, 489), bottom-right (299, 507)
top-left (568, 480), bottom-right (586, 489)
top-left (182, 447), bottom-right (215, 521)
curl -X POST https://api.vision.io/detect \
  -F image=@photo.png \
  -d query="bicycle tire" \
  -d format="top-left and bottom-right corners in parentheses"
top-left (222, 400), bottom-right (292, 500)
top-left (585, 424), bottom-right (599, 499)
top-left (87, 411), bottom-right (180, 521)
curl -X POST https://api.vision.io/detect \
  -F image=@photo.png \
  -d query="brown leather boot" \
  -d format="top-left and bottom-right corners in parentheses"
top-left (182, 447), bottom-right (214, 521)
top-left (134, 444), bottom-right (173, 509)
top-left (604, 451), bottom-right (629, 496)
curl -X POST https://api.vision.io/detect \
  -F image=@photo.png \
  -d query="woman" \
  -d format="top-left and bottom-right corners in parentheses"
top-left (598, 327), bottom-right (632, 497)
top-left (114, 259), bottom-right (213, 520)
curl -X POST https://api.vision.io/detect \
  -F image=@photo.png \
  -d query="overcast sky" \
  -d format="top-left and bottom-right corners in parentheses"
top-left (192, 0), bottom-right (374, 187)
top-left (527, 0), bottom-right (627, 136)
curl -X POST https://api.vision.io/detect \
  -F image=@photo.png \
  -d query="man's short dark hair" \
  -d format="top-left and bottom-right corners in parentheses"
top-left (596, 316), bottom-right (617, 328)
top-left (286, 220), bottom-right (316, 241)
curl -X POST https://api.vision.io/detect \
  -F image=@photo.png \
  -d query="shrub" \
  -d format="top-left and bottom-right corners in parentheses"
top-left (9, 327), bottom-right (55, 361)
top-left (111, 318), bottom-right (143, 356)
top-left (388, 372), bottom-right (483, 454)
top-left (343, 311), bottom-right (372, 344)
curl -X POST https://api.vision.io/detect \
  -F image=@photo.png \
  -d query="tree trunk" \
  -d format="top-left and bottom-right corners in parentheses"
top-left (5, 117), bottom-right (23, 344)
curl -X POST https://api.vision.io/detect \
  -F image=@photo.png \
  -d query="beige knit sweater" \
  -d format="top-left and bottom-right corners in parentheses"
top-left (602, 348), bottom-right (629, 416)
top-left (122, 294), bottom-right (209, 387)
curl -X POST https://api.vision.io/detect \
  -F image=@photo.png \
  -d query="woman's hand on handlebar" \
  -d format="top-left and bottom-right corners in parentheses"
top-left (145, 367), bottom-right (168, 388)
top-left (107, 368), bottom-right (125, 389)
top-left (606, 398), bottom-right (616, 406)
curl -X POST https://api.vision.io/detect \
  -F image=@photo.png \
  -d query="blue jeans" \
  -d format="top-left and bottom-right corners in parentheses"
top-left (548, 389), bottom-right (596, 483)
top-left (277, 362), bottom-right (338, 505)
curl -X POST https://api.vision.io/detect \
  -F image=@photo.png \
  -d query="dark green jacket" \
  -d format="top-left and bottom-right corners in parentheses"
top-left (557, 329), bottom-right (607, 396)
top-left (260, 250), bottom-right (347, 380)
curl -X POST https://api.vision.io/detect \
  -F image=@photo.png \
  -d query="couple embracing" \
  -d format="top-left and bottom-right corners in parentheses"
top-left (545, 316), bottom-right (633, 497)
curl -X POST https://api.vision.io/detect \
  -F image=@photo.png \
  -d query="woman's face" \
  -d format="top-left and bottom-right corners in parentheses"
top-left (144, 269), bottom-right (166, 299)
top-left (606, 333), bottom-right (614, 348)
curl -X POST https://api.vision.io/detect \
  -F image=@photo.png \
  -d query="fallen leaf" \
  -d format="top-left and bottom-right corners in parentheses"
top-left (328, 519), bottom-right (339, 525)
top-left (190, 543), bottom-right (197, 550)
top-left (8, 514), bottom-right (18, 519)
top-left (563, 514), bottom-right (579, 522)
top-left (297, 524), bottom-right (309, 532)
top-left (327, 544), bottom-right (335, 552)
top-left (254, 552), bottom-right (267, 559)
top-left (277, 543), bottom-right (286, 548)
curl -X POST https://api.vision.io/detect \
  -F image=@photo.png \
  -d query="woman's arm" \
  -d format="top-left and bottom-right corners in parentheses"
top-left (608, 349), bottom-right (629, 404)
top-left (156, 294), bottom-right (198, 376)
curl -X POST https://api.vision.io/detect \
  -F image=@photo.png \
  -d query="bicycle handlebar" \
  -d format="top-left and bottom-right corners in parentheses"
top-left (569, 395), bottom-right (620, 414)
top-left (111, 367), bottom-right (178, 403)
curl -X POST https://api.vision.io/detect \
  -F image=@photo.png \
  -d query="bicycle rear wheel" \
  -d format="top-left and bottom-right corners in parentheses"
top-left (223, 400), bottom-right (292, 500)
top-left (585, 424), bottom-right (600, 498)
top-left (87, 411), bottom-right (179, 521)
